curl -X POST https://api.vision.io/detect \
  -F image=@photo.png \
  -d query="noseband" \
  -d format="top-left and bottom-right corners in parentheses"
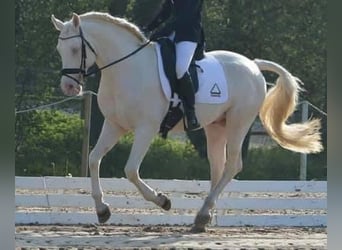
top-left (59, 27), bottom-right (151, 86)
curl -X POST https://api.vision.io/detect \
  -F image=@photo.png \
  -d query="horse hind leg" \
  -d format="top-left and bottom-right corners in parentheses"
top-left (188, 123), bottom-right (227, 230)
top-left (204, 123), bottom-right (227, 191)
top-left (88, 120), bottom-right (125, 223)
top-left (192, 108), bottom-right (256, 232)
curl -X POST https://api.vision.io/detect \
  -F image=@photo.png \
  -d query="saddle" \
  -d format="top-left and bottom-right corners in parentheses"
top-left (156, 37), bottom-right (205, 138)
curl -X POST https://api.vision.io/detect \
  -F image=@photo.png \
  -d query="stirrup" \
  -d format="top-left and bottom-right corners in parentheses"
top-left (187, 122), bottom-right (201, 131)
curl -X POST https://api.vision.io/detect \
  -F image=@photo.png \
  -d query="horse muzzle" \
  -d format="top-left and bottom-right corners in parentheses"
top-left (60, 77), bottom-right (83, 96)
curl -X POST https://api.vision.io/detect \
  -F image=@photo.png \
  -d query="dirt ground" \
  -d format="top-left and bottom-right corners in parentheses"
top-left (15, 224), bottom-right (327, 249)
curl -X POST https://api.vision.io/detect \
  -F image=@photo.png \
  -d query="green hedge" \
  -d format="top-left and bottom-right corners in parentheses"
top-left (15, 110), bottom-right (83, 176)
top-left (98, 134), bottom-right (326, 181)
top-left (15, 111), bottom-right (326, 180)
top-left (99, 134), bottom-right (210, 180)
top-left (238, 147), bottom-right (326, 180)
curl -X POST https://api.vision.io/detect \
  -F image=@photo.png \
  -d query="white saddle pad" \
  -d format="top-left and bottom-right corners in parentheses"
top-left (155, 44), bottom-right (228, 104)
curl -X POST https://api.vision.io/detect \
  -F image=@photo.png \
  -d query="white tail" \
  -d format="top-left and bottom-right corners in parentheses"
top-left (255, 59), bottom-right (323, 154)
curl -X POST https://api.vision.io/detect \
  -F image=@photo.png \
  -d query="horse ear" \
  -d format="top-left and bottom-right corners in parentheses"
top-left (51, 14), bottom-right (64, 31)
top-left (72, 13), bottom-right (80, 28)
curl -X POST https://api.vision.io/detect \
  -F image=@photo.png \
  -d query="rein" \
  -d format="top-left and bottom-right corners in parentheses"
top-left (86, 39), bottom-right (151, 76)
top-left (59, 26), bottom-right (151, 85)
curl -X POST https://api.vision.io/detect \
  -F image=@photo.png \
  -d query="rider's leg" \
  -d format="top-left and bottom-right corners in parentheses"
top-left (175, 41), bottom-right (200, 130)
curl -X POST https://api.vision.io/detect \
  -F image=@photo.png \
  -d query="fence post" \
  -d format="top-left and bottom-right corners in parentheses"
top-left (81, 92), bottom-right (92, 177)
top-left (300, 101), bottom-right (308, 180)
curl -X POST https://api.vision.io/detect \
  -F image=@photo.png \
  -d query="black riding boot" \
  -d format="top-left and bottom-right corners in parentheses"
top-left (178, 72), bottom-right (201, 131)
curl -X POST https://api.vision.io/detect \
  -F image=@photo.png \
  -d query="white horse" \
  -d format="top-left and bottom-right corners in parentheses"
top-left (51, 12), bottom-right (322, 232)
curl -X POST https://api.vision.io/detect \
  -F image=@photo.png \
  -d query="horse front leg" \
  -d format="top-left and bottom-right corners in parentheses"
top-left (88, 120), bottom-right (125, 223)
top-left (124, 125), bottom-right (171, 210)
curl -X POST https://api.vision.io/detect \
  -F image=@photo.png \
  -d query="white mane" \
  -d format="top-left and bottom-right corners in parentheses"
top-left (79, 11), bottom-right (147, 43)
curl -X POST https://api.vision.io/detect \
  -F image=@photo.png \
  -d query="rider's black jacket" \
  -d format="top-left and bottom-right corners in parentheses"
top-left (146, 0), bottom-right (204, 43)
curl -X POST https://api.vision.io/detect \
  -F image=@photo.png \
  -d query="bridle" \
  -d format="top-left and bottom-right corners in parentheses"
top-left (59, 27), bottom-right (96, 86)
top-left (59, 26), bottom-right (151, 86)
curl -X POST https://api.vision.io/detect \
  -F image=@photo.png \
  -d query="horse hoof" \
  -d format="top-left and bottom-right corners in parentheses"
top-left (158, 193), bottom-right (171, 211)
top-left (97, 206), bottom-right (111, 224)
top-left (194, 213), bottom-right (211, 229)
top-left (190, 225), bottom-right (206, 233)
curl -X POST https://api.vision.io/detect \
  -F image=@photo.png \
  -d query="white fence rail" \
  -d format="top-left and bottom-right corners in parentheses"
top-left (15, 176), bottom-right (327, 227)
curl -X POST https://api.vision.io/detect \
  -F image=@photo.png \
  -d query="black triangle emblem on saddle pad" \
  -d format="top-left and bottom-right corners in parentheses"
top-left (210, 83), bottom-right (221, 97)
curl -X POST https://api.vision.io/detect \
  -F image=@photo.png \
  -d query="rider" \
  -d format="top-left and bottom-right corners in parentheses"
top-left (144, 0), bottom-right (204, 131)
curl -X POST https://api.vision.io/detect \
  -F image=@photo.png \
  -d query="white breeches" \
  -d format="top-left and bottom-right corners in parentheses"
top-left (168, 32), bottom-right (197, 79)
top-left (175, 41), bottom-right (197, 79)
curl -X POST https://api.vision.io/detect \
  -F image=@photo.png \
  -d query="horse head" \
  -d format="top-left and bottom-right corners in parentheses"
top-left (51, 13), bottom-right (96, 96)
